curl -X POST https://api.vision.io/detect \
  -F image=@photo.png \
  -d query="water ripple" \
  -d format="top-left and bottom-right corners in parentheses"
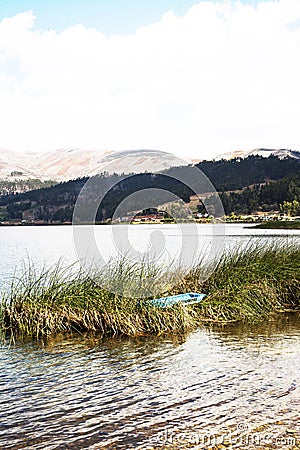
top-left (1, 316), bottom-right (300, 449)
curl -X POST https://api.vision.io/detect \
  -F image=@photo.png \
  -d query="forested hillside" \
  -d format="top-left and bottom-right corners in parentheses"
top-left (196, 154), bottom-right (298, 191)
top-left (0, 155), bottom-right (299, 222)
top-left (0, 179), bottom-right (56, 196)
top-left (0, 173), bottom-right (193, 222)
top-left (220, 173), bottom-right (300, 215)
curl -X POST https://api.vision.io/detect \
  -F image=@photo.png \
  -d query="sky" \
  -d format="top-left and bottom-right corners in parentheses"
top-left (0, 0), bottom-right (299, 159)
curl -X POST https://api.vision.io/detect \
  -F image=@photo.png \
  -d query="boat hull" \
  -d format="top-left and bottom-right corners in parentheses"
top-left (150, 292), bottom-right (206, 308)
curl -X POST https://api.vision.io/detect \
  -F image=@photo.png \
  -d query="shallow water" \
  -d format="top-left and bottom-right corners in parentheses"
top-left (1, 314), bottom-right (299, 449)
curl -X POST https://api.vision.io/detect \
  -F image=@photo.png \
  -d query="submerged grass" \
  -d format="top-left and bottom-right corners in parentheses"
top-left (0, 242), bottom-right (299, 339)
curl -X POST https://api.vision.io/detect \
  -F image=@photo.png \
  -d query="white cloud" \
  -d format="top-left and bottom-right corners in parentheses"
top-left (0, 1), bottom-right (300, 159)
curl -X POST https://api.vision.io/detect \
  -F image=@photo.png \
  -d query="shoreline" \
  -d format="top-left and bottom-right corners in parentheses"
top-left (251, 220), bottom-right (300, 230)
top-left (0, 220), bottom-right (293, 227)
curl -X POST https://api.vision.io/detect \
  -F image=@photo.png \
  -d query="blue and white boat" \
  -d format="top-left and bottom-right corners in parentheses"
top-left (150, 292), bottom-right (206, 308)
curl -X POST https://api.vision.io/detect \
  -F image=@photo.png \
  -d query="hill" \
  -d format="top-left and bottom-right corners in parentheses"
top-left (0, 154), bottom-right (299, 223)
top-left (220, 172), bottom-right (300, 215)
top-left (0, 148), bottom-right (191, 184)
top-left (0, 172), bottom-right (193, 223)
top-left (1, 147), bottom-right (299, 198)
top-left (196, 154), bottom-right (299, 191)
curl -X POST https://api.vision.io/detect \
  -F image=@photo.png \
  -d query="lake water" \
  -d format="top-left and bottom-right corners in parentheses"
top-left (1, 317), bottom-right (300, 449)
top-left (0, 223), bottom-right (299, 288)
top-left (0, 224), bottom-right (300, 449)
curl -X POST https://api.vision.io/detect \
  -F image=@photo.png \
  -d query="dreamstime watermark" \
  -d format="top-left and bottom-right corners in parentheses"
top-left (72, 150), bottom-right (225, 298)
top-left (155, 423), bottom-right (297, 448)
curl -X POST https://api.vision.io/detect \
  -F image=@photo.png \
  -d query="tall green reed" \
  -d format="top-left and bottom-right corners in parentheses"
top-left (0, 241), bottom-right (299, 339)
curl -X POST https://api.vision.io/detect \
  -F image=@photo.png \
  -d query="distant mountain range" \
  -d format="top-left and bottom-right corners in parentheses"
top-left (0, 148), bottom-right (191, 182)
top-left (215, 148), bottom-right (300, 161)
top-left (0, 147), bottom-right (299, 186)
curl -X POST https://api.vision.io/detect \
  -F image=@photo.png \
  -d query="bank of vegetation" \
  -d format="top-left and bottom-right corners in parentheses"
top-left (0, 243), bottom-right (299, 340)
top-left (253, 220), bottom-right (300, 230)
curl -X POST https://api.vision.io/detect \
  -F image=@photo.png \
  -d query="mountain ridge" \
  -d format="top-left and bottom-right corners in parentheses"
top-left (215, 148), bottom-right (300, 161)
top-left (0, 148), bottom-right (191, 182)
top-left (0, 147), bottom-right (299, 185)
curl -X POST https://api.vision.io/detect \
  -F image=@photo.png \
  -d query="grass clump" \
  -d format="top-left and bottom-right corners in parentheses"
top-left (0, 243), bottom-right (299, 339)
top-left (0, 262), bottom-right (198, 339)
top-left (181, 243), bottom-right (300, 323)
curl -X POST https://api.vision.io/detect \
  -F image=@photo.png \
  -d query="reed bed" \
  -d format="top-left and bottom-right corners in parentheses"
top-left (0, 243), bottom-right (299, 339)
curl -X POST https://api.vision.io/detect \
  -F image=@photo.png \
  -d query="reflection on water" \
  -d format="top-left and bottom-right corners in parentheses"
top-left (1, 314), bottom-right (300, 449)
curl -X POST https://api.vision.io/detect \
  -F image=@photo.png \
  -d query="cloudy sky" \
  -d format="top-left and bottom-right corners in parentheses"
top-left (0, 0), bottom-right (299, 159)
